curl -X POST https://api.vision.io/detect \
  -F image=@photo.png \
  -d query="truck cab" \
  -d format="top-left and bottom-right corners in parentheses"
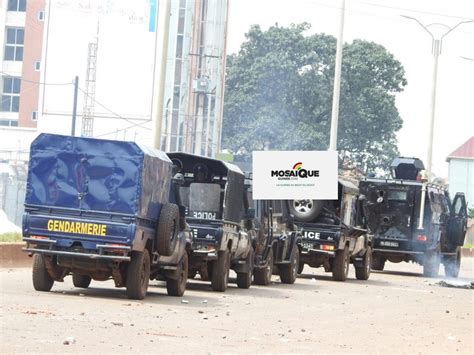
top-left (22, 134), bottom-right (191, 299)
top-left (359, 157), bottom-right (468, 277)
top-left (167, 152), bottom-right (254, 292)
top-left (295, 179), bottom-right (372, 281)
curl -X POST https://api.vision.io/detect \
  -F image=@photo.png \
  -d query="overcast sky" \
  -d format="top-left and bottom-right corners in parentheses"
top-left (226, 0), bottom-right (474, 178)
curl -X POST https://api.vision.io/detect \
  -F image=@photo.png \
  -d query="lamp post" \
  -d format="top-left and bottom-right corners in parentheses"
top-left (329, 0), bottom-right (346, 151)
top-left (401, 15), bottom-right (473, 230)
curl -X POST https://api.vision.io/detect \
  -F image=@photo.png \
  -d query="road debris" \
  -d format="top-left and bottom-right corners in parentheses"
top-left (63, 337), bottom-right (76, 345)
top-left (433, 280), bottom-right (474, 290)
top-left (111, 322), bottom-right (124, 327)
top-left (181, 299), bottom-right (189, 304)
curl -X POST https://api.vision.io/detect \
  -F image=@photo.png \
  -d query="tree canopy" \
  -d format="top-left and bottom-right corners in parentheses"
top-left (222, 23), bottom-right (407, 172)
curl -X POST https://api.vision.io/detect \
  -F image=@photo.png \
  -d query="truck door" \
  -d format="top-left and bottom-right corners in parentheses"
top-left (447, 193), bottom-right (468, 246)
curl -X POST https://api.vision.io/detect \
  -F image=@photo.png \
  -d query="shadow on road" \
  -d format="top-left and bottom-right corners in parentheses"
top-left (298, 272), bottom-right (392, 287)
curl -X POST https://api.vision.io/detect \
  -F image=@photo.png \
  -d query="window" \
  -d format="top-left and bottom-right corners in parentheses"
top-left (31, 111), bottom-right (38, 121)
top-left (38, 11), bottom-right (45, 21)
top-left (34, 61), bottom-right (41, 71)
top-left (1, 77), bottom-right (21, 112)
top-left (7, 0), bottom-right (26, 12)
top-left (0, 119), bottom-right (18, 127)
top-left (4, 27), bottom-right (25, 61)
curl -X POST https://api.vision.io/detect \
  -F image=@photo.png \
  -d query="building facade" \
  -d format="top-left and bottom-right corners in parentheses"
top-left (447, 136), bottom-right (474, 209)
top-left (1, 0), bottom-right (45, 128)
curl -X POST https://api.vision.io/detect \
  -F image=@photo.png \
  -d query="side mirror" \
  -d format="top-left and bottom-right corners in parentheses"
top-left (245, 208), bottom-right (255, 220)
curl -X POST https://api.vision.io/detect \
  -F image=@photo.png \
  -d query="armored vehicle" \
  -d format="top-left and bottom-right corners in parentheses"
top-left (295, 180), bottom-right (372, 281)
top-left (359, 157), bottom-right (468, 277)
top-left (244, 174), bottom-right (302, 285)
top-left (167, 153), bottom-right (254, 292)
top-left (22, 134), bottom-right (190, 300)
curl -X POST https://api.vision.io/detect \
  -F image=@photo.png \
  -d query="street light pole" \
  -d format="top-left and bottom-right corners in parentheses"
top-left (401, 15), bottom-right (473, 230)
top-left (329, 0), bottom-right (346, 151)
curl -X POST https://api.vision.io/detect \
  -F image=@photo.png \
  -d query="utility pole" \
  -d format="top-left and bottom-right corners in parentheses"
top-left (329, 0), bottom-right (346, 151)
top-left (71, 76), bottom-right (79, 136)
top-left (401, 15), bottom-right (473, 230)
top-left (152, 0), bottom-right (171, 149)
top-left (81, 23), bottom-right (99, 137)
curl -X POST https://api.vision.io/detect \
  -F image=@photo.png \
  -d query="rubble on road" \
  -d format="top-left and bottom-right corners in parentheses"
top-left (433, 280), bottom-right (474, 289)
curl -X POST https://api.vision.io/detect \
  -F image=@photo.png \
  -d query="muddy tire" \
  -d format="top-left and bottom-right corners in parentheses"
top-left (166, 253), bottom-right (188, 296)
top-left (32, 254), bottom-right (54, 292)
top-left (72, 274), bottom-right (92, 288)
top-left (423, 250), bottom-right (440, 278)
top-left (290, 200), bottom-right (324, 223)
top-left (444, 248), bottom-right (461, 278)
top-left (211, 249), bottom-right (230, 292)
top-left (371, 255), bottom-right (386, 271)
top-left (355, 246), bottom-right (372, 280)
top-left (280, 247), bottom-right (299, 284)
top-left (333, 245), bottom-right (350, 281)
top-left (156, 203), bottom-right (179, 256)
top-left (126, 251), bottom-right (150, 300)
top-left (254, 249), bottom-right (274, 286)
top-left (237, 248), bottom-right (254, 289)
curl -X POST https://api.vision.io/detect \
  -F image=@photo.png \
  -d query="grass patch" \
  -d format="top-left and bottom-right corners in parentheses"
top-left (464, 243), bottom-right (474, 249)
top-left (0, 232), bottom-right (22, 243)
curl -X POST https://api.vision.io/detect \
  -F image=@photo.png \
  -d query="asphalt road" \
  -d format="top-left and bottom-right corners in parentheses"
top-left (1, 258), bottom-right (473, 354)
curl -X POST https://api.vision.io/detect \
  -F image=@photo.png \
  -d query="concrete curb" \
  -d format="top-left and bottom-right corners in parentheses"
top-left (0, 243), bottom-right (473, 268)
top-left (0, 242), bottom-right (31, 268)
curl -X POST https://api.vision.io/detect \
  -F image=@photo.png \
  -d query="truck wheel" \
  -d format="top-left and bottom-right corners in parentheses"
top-left (237, 248), bottom-right (254, 289)
top-left (355, 247), bottom-right (372, 280)
top-left (32, 254), bottom-right (54, 292)
top-left (126, 251), bottom-right (150, 300)
top-left (254, 249), bottom-right (273, 285)
top-left (297, 261), bottom-right (304, 275)
top-left (371, 255), bottom-right (386, 271)
top-left (166, 253), bottom-right (188, 296)
top-left (444, 248), bottom-right (461, 278)
top-left (333, 246), bottom-right (350, 281)
top-left (290, 200), bottom-right (323, 222)
top-left (280, 247), bottom-right (299, 284)
top-left (156, 203), bottom-right (179, 256)
top-left (72, 274), bottom-right (92, 288)
top-left (211, 249), bottom-right (230, 292)
top-left (423, 250), bottom-right (440, 278)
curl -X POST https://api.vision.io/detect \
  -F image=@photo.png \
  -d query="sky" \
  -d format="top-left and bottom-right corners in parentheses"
top-left (225, 0), bottom-right (474, 178)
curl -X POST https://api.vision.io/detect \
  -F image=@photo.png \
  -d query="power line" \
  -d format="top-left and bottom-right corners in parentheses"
top-left (78, 87), bottom-right (151, 126)
top-left (0, 72), bottom-right (73, 86)
top-left (359, 1), bottom-right (474, 21)
top-left (95, 120), bottom-right (152, 138)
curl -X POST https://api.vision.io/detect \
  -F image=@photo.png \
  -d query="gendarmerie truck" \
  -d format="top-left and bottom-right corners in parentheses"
top-left (359, 157), bottom-right (468, 277)
top-left (245, 174), bottom-right (302, 285)
top-left (22, 134), bottom-right (191, 300)
top-left (294, 180), bottom-right (372, 281)
top-left (167, 153), bottom-right (254, 292)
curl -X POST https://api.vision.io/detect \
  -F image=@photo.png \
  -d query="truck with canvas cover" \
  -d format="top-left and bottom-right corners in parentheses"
top-left (295, 179), bottom-right (372, 281)
top-left (359, 157), bottom-right (468, 277)
top-left (167, 152), bottom-right (254, 292)
top-left (22, 134), bottom-right (191, 300)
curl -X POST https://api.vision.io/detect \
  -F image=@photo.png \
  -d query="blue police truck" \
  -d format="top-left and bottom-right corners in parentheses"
top-left (22, 134), bottom-right (191, 299)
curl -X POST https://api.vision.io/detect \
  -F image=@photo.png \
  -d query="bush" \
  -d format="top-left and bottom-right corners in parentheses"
top-left (0, 232), bottom-right (22, 243)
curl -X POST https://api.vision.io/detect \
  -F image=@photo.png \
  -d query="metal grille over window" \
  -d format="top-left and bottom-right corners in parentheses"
top-left (1, 77), bottom-right (21, 112)
top-left (4, 27), bottom-right (25, 61)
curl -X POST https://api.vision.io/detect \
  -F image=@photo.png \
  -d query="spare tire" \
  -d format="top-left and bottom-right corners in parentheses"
top-left (156, 203), bottom-right (180, 256)
top-left (289, 199), bottom-right (324, 222)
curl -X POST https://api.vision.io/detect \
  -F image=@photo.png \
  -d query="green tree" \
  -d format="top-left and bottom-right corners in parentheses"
top-left (222, 23), bottom-right (407, 172)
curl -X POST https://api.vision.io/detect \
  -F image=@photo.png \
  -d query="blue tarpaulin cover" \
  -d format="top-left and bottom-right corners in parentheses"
top-left (25, 134), bottom-right (172, 220)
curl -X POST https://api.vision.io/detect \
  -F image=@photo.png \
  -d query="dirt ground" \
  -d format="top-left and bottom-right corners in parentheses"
top-left (0, 258), bottom-right (473, 354)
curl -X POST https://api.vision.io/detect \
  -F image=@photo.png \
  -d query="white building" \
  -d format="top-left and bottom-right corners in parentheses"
top-left (447, 136), bottom-right (474, 209)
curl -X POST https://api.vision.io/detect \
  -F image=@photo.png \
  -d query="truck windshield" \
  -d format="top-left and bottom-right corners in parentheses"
top-left (189, 183), bottom-right (221, 216)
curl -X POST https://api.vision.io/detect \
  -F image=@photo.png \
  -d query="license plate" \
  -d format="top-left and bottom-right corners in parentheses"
top-left (380, 241), bottom-right (399, 247)
top-left (301, 242), bottom-right (313, 250)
